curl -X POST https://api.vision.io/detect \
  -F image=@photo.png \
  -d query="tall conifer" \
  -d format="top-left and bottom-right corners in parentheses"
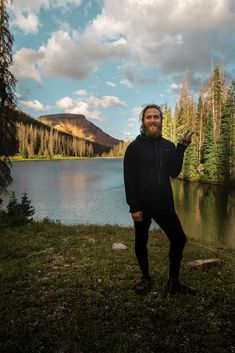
top-left (0, 0), bottom-right (18, 191)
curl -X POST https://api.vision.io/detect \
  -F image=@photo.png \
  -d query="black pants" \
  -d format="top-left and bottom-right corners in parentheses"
top-left (134, 213), bottom-right (187, 279)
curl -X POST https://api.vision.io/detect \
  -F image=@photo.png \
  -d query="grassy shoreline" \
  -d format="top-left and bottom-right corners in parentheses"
top-left (0, 221), bottom-right (234, 353)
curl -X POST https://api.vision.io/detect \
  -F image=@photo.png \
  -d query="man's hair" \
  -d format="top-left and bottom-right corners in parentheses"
top-left (139, 104), bottom-right (163, 134)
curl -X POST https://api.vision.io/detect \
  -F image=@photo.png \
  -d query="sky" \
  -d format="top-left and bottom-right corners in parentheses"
top-left (8, 0), bottom-right (235, 141)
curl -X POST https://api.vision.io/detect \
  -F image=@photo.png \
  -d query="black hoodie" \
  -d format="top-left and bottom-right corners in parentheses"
top-left (123, 134), bottom-right (187, 214)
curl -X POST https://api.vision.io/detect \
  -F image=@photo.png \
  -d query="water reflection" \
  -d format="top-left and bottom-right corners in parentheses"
top-left (2, 159), bottom-right (234, 248)
top-left (173, 180), bottom-right (235, 248)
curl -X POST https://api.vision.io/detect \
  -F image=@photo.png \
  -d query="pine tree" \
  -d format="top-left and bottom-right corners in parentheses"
top-left (20, 191), bottom-right (35, 222)
top-left (6, 191), bottom-right (35, 225)
top-left (217, 81), bottom-right (235, 180)
top-left (207, 65), bottom-right (223, 141)
top-left (202, 112), bottom-right (218, 179)
top-left (0, 0), bottom-right (18, 191)
top-left (195, 91), bottom-right (207, 163)
top-left (6, 192), bottom-right (19, 216)
top-left (162, 103), bottom-right (173, 141)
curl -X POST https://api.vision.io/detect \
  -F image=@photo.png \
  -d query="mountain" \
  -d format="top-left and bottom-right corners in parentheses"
top-left (38, 113), bottom-right (121, 147)
top-left (13, 109), bottom-right (113, 158)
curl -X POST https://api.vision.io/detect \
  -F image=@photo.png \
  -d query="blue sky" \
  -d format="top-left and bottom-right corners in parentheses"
top-left (9, 0), bottom-right (235, 140)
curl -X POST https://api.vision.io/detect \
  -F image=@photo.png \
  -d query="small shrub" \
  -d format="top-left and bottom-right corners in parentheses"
top-left (5, 191), bottom-right (35, 226)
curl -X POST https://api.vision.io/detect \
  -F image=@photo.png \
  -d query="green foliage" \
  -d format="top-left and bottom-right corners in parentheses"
top-left (217, 81), bottom-right (235, 180)
top-left (0, 0), bottom-right (18, 191)
top-left (182, 140), bottom-right (199, 179)
top-left (2, 191), bottom-right (35, 226)
top-left (20, 191), bottom-right (35, 220)
top-left (21, 148), bottom-right (28, 159)
top-left (162, 103), bottom-right (173, 140)
top-left (170, 65), bottom-right (234, 184)
top-left (202, 113), bottom-right (218, 179)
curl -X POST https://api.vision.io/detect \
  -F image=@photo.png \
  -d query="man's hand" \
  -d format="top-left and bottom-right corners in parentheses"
top-left (132, 211), bottom-right (143, 222)
top-left (179, 130), bottom-right (194, 146)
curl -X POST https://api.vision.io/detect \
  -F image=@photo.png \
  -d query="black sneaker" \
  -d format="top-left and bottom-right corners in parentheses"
top-left (135, 277), bottom-right (152, 295)
top-left (165, 278), bottom-right (196, 296)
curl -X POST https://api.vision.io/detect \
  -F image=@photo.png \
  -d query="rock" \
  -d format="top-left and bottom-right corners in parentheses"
top-left (112, 242), bottom-right (127, 250)
top-left (186, 259), bottom-right (222, 270)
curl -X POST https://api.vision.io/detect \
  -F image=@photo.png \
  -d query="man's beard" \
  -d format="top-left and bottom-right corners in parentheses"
top-left (143, 123), bottom-right (162, 138)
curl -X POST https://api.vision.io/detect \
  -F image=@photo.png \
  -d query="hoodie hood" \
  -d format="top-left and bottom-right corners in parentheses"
top-left (136, 133), bottom-right (162, 143)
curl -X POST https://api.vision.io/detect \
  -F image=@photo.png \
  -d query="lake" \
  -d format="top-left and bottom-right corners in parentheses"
top-left (3, 159), bottom-right (235, 248)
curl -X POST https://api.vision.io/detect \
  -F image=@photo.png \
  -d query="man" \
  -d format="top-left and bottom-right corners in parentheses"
top-left (123, 104), bottom-right (196, 295)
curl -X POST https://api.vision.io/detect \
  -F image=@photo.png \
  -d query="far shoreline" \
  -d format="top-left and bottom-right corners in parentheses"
top-left (10, 155), bottom-right (235, 187)
top-left (10, 156), bottom-right (123, 162)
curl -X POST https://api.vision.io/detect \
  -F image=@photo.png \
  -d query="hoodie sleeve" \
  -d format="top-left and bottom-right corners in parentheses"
top-left (168, 142), bottom-right (187, 178)
top-left (123, 142), bottom-right (142, 213)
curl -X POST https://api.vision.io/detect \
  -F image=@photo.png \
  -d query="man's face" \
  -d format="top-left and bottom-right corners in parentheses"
top-left (143, 107), bottom-right (162, 138)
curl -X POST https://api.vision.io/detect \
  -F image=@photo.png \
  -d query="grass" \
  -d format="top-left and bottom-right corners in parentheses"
top-left (0, 221), bottom-right (234, 353)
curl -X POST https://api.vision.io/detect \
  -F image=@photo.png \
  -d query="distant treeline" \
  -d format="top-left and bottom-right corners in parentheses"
top-left (15, 110), bottom-right (112, 158)
top-left (161, 65), bottom-right (234, 183)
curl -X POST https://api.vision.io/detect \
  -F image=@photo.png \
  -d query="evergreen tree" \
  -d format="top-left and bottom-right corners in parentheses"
top-left (195, 92), bottom-right (206, 162)
top-left (6, 192), bottom-right (19, 216)
top-left (6, 191), bottom-right (35, 225)
top-left (202, 112), bottom-right (217, 179)
top-left (162, 103), bottom-right (173, 141)
top-left (207, 65), bottom-right (223, 141)
top-left (174, 105), bottom-right (184, 143)
top-left (21, 148), bottom-right (28, 159)
top-left (217, 81), bottom-right (235, 180)
top-left (20, 191), bottom-right (35, 222)
top-left (0, 0), bottom-right (18, 191)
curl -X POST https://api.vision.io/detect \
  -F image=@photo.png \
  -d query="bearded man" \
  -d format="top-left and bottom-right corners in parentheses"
top-left (123, 104), bottom-right (196, 295)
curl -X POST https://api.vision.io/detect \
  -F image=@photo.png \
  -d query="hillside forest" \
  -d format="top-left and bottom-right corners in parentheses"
top-left (15, 65), bottom-right (234, 184)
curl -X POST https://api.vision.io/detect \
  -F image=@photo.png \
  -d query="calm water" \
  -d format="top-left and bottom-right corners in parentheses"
top-left (3, 159), bottom-right (235, 248)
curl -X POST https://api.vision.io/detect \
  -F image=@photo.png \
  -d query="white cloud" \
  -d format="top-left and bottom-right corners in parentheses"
top-left (20, 99), bottom-right (46, 112)
top-left (11, 9), bottom-right (40, 34)
top-left (120, 79), bottom-right (133, 89)
top-left (56, 96), bottom-right (74, 109)
top-left (86, 0), bottom-right (235, 75)
top-left (87, 11), bottom-right (127, 39)
top-left (106, 81), bottom-right (116, 87)
top-left (170, 83), bottom-right (183, 92)
top-left (11, 48), bottom-right (43, 82)
top-left (75, 90), bottom-right (88, 96)
top-left (88, 95), bottom-right (126, 109)
top-left (9, 0), bottom-right (82, 33)
top-left (10, 0), bottom-right (235, 83)
top-left (56, 94), bottom-right (126, 121)
top-left (37, 30), bottom-right (129, 80)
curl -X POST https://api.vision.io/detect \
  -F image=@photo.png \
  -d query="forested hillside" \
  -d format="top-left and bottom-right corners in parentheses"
top-left (161, 65), bottom-right (234, 184)
top-left (15, 110), bottom-right (112, 158)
